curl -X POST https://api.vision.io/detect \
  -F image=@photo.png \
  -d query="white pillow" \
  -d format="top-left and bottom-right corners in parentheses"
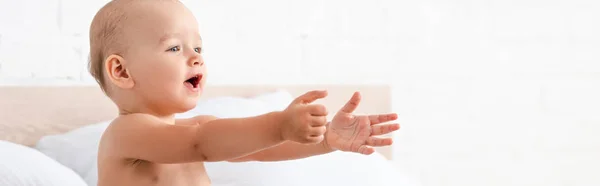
top-left (250, 89), bottom-right (294, 111)
top-left (0, 140), bottom-right (87, 186)
top-left (34, 121), bottom-right (110, 185)
top-left (177, 89), bottom-right (294, 118)
top-left (176, 96), bottom-right (270, 118)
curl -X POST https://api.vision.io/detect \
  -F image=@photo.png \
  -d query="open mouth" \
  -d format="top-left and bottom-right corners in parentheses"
top-left (184, 74), bottom-right (202, 89)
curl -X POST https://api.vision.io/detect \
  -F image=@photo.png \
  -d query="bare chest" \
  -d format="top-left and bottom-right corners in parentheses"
top-left (100, 161), bottom-right (211, 186)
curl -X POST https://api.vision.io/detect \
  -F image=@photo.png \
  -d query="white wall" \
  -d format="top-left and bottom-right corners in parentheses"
top-left (1, 0), bottom-right (599, 186)
top-left (0, 0), bottom-right (396, 85)
top-left (388, 1), bottom-right (600, 186)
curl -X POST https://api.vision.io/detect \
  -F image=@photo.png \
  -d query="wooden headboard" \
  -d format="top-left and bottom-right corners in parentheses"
top-left (0, 84), bottom-right (394, 159)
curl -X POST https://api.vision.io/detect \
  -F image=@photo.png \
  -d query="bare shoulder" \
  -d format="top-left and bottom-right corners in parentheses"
top-left (108, 113), bottom-right (164, 130)
top-left (99, 113), bottom-right (161, 152)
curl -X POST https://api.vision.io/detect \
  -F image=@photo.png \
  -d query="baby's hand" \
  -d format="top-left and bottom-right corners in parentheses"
top-left (325, 92), bottom-right (400, 155)
top-left (280, 90), bottom-right (329, 144)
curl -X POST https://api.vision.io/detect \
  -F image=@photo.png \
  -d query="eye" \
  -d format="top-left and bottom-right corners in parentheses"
top-left (194, 47), bottom-right (202, 54)
top-left (167, 46), bottom-right (180, 52)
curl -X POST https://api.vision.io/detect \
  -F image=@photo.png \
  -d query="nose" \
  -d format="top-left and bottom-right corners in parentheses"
top-left (190, 60), bottom-right (203, 66)
top-left (188, 53), bottom-right (204, 67)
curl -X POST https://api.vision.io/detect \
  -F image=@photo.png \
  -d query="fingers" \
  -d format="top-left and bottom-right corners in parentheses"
top-left (302, 117), bottom-right (327, 142)
top-left (357, 145), bottom-right (375, 155)
top-left (366, 137), bottom-right (393, 147)
top-left (304, 135), bottom-right (324, 144)
top-left (293, 90), bottom-right (328, 104)
top-left (308, 116), bottom-right (327, 138)
top-left (308, 125), bottom-right (327, 137)
top-left (356, 138), bottom-right (393, 155)
top-left (307, 104), bottom-right (328, 116)
top-left (368, 113), bottom-right (398, 125)
top-left (371, 123), bottom-right (400, 135)
top-left (305, 124), bottom-right (326, 143)
top-left (294, 126), bottom-right (325, 144)
top-left (310, 116), bottom-right (328, 126)
top-left (339, 91), bottom-right (361, 113)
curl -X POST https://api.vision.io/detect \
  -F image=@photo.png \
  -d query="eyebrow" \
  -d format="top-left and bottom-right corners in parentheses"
top-left (158, 33), bottom-right (181, 44)
top-left (158, 33), bottom-right (202, 44)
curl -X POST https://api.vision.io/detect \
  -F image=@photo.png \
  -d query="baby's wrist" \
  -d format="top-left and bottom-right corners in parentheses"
top-left (322, 122), bottom-right (335, 152)
top-left (270, 111), bottom-right (287, 142)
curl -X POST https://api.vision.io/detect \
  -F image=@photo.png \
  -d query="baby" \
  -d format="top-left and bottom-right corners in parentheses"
top-left (88, 0), bottom-right (400, 186)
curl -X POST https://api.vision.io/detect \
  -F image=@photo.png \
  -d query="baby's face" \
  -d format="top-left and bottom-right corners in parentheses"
top-left (120, 1), bottom-right (206, 113)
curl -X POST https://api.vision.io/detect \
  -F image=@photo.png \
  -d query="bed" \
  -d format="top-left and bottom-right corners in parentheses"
top-left (0, 84), bottom-right (416, 186)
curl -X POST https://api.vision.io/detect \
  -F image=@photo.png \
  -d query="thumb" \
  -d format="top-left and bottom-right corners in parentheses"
top-left (339, 91), bottom-right (361, 113)
top-left (292, 90), bottom-right (328, 104)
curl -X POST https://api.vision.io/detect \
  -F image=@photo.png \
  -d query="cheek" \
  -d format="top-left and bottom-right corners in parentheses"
top-left (200, 67), bottom-right (208, 83)
top-left (131, 60), bottom-right (180, 86)
top-left (132, 63), bottom-right (161, 81)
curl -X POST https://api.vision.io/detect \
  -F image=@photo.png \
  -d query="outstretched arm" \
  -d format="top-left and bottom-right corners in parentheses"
top-left (106, 90), bottom-right (329, 164)
top-left (229, 91), bottom-right (400, 162)
top-left (228, 123), bottom-right (334, 162)
top-left (108, 112), bottom-right (286, 164)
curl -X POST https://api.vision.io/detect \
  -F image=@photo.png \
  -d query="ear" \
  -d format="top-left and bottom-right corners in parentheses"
top-left (104, 54), bottom-right (134, 89)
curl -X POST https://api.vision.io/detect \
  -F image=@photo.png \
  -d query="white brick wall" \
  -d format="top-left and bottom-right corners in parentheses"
top-left (1, 0), bottom-right (600, 186)
top-left (387, 0), bottom-right (600, 185)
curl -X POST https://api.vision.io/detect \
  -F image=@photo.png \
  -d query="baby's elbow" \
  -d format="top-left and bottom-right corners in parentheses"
top-left (189, 125), bottom-right (210, 162)
top-left (191, 142), bottom-right (208, 161)
top-left (191, 139), bottom-right (228, 162)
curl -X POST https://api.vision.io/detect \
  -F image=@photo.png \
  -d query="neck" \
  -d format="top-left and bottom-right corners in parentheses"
top-left (119, 107), bottom-right (176, 124)
top-left (112, 93), bottom-right (177, 124)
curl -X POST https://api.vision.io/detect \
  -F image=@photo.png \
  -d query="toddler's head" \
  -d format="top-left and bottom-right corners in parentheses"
top-left (88, 0), bottom-right (206, 116)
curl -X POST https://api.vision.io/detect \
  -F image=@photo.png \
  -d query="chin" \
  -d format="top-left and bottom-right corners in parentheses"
top-left (178, 99), bottom-right (199, 113)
